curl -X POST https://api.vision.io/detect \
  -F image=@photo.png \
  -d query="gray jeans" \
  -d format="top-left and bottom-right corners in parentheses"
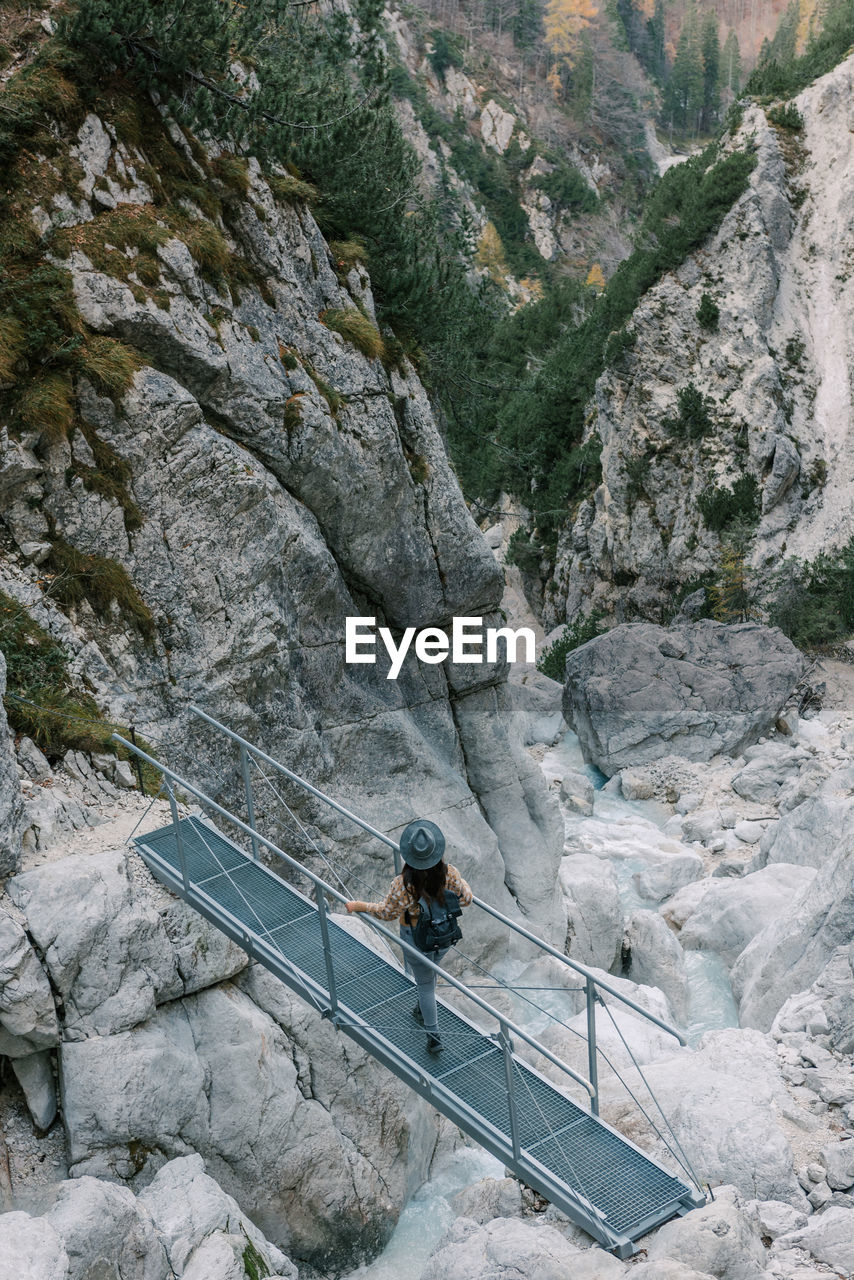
top-left (400, 925), bottom-right (448, 1035)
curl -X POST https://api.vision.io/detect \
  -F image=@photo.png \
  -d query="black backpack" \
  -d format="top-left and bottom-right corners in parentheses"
top-left (412, 891), bottom-right (463, 955)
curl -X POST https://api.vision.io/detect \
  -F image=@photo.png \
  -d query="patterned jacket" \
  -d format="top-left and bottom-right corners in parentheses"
top-left (361, 865), bottom-right (473, 925)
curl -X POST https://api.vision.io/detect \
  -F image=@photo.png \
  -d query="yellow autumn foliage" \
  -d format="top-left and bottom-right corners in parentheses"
top-left (544, 0), bottom-right (599, 71)
top-left (585, 262), bottom-right (605, 290)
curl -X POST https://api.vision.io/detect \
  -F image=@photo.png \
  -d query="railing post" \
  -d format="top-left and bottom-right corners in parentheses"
top-left (393, 844), bottom-right (403, 875)
top-left (239, 745), bottom-right (260, 860)
top-left (166, 782), bottom-right (189, 893)
top-left (586, 977), bottom-right (600, 1116)
top-left (499, 1018), bottom-right (521, 1162)
top-left (314, 884), bottom-right (338, 1017)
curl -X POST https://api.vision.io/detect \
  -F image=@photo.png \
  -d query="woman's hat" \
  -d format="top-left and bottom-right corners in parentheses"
top-left (399, 819), bottom-right (446, 869)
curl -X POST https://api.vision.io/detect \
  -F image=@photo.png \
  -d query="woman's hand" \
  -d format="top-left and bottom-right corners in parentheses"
top-left (346, 900), bottom-right (366, 913)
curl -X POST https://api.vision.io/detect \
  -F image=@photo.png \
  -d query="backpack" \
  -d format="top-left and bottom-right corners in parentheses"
top-left (412, 891), bottom-right (463, 954)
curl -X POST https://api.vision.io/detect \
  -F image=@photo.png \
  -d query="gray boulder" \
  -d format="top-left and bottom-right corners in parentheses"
top-left (679, 864), bottom-right (815, 969)
top-left (45, 1176), bottom-right (169, 1280)
top-left (0, 651), bottom-right (23, 877)
top-left (562, 622), bottom-right (805, 775)
top-left (0, 905), bottom-right (59, 1056)
top-left (601, 1029), bottom-right (806, 1207)
top-left (7, 849), bottom-right (247, 1037)
top-left (450, 1178), bottom-right (523, 1224)
top-left (0, 1212), bottom-right (69, 1280)
top-left (820, 1139), bottom-right (854, 1192)
top-left (11, 1050), bottom-right (57, 1130)
top-left (733, 826), bottom-right (854, 1030)
top-left (775, 1206), bottom-right (854, 1274)
top-left (645, 1186), bottom-right (766, 1280)
top-left (420, 1217), bottom-right (606, 1280)
top-left (758, 795), bottom-right (853, 870)
top-left (138, 1155), bottom-right (295, 1278)
top-left (625, 911), bottom-right (689, 1021)
top-left (559, 853), bottom-right (623, 971)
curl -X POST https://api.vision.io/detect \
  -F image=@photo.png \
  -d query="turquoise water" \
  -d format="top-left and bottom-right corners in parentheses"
top-left (344, 729), bottom-right (739, 1275)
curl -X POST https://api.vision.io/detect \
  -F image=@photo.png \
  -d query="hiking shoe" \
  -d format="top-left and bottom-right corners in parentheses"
top-left (412, 1005), bottom-right (424, 1027)
top-left (426, 1033), bottom-right (442, 1054)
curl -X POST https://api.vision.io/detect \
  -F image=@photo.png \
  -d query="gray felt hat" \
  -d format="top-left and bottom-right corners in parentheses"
top-left (399, 820), bottom-right (446, 870)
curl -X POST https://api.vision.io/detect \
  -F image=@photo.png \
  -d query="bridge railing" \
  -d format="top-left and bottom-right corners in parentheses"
top-left (183, 707), bottom-right (687, 1101)
top-left (113, 731), bottom-right (600, 1118)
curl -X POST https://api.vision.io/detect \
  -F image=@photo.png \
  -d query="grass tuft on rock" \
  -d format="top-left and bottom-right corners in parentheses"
top-left (43, 536), bottom-right (155, 642)
top-left (79, 336), bottom-right (143, 398)
top-left (321, 308), bottom-right (385, 361)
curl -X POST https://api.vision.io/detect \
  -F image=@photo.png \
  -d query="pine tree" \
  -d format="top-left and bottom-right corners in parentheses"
top-left (647, 0), bottom-right (668, 82)
top-left (512, 0), bottom-right (542, 48)
top-left (700, 12), bottom-right (720, 132)
top-left (663, 1), bottom-right (704, 133)
top-left (722, 29), bottom-right (741, 96)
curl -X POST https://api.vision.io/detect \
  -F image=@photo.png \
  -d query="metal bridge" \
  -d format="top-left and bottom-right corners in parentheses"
top-left (118, 708), bottom-right (706, 1258)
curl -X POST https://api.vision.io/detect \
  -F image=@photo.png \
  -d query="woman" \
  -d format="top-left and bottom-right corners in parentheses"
top-left (346, 819), bottom-right (472, 1054)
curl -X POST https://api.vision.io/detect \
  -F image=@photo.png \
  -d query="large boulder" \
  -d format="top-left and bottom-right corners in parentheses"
top-left (559, 853), bottom-right (623, 971)
top-left (600, 1029), bottom-right (807, 1207)
top-left (44, 1176), bottom-right (169, 1280)
top-left (732, 827), bottom-right (854, 1030)
top-left (758, 794), bottom-right (853, 870)
top-left (0, 905), bottom-right (59, 1056)
top-left (625, 910), bottom-right (689, 1020)
top-left (420, 1217), bottom-right (621, 1280)
top-left (644, 1186), bottom-right (766, 1280)
top-left (679, 864), bottom-right (816, 969)
top-left (562, 622), bottom-right (805, 776)
top-left (59, 976), bottom-right (443, 1271)
top-left (6, 849), bottom-right (247, 1038)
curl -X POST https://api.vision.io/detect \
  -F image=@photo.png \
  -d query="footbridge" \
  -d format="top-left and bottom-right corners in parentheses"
top-left (117, 708), bottom-right (707, 1258)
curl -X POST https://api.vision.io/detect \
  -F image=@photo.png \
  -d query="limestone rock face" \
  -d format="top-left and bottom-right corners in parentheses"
top-left (678, 863), bottom-right (816, 970)
top-left (562, 622), bottom-right (805, 776)
top-left (0, 652), bottom-right (23, 877)
top-left (0, 905), bottom-right (59, 1056)
top-left (600, 1029), bottom-right (807, 1207)
top-left (547, 58), bottom-right (854, 626)
top-left (733, 826), bottom-right (854, 1030)
top-left (0, 109), bottom-right (564, 950)
top-left (59, 977), bottom-right (441, 1271)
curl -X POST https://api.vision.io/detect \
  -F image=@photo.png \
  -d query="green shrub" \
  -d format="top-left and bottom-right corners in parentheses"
top-left (538, 611), bottom-right (605, 680)
top-left (531, 162), bottom-right (597, 214)
top-left (767, 102), bottom-right (804, 131)
top-left (697, 473), bottom-right (760, 531)
top-left (505, 528), bottom-right (541, 575)
top-left (696, 293), bottom-right (720, 331)
top-left (769, 537), bottom-right (854, 648)
top-left (662, 383), bottom-right (716, 439)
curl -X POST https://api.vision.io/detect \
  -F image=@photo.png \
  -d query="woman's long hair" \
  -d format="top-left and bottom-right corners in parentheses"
top-left (403, 859), bottom-right (447, 905)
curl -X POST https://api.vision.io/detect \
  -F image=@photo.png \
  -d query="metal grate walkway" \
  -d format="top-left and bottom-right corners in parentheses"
top-left (135, 814), bottom-right (702, 1256)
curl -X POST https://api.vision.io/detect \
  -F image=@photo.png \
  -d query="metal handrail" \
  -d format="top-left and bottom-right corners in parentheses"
top-left (113, 733), bottom-right (596, 1101)
top-left (185, 705), bottom-right (687, 1046)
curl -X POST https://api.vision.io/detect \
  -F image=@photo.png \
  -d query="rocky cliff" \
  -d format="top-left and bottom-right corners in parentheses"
top-left (546, 52), bottom-right (854, 627)
top-left (0, 87), bottom-right (565, 946)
